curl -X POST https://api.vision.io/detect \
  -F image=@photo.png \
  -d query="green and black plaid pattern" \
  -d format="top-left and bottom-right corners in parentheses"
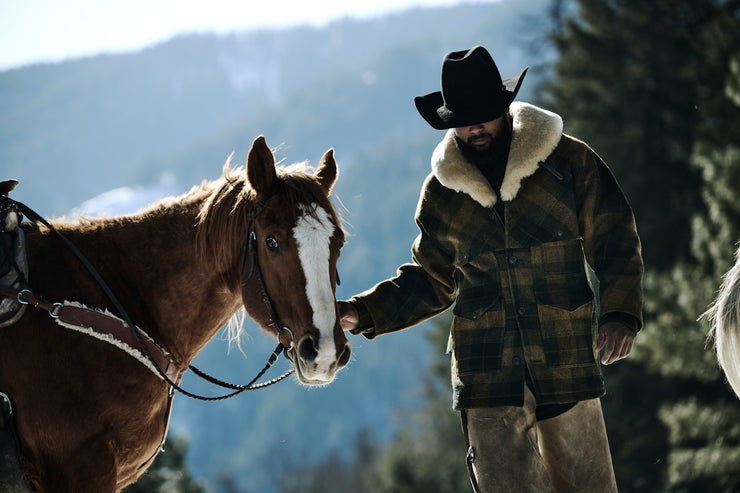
top-left (353, 134), bottom-right (643, 408)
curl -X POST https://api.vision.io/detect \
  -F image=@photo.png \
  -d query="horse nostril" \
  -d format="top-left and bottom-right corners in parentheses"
top-left (336, 342), bottom-right (351, 369)
top-left (298, 336), bottom-right (319, 362)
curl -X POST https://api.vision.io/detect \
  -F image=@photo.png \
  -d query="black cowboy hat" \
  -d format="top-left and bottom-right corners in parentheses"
top-left (414, 46), bottom-right (528, 130)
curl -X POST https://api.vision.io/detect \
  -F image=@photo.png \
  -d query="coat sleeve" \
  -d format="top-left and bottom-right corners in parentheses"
top-left (576, 145), bottom-right (644, 331)
top-left (349, 177), bottom-right (457, 339)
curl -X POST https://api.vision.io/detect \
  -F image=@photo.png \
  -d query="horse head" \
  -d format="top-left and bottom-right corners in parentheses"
top-left (241, 136), bottom-right (350, 385)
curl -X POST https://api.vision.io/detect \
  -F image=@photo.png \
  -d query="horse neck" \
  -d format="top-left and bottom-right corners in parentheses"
top-left (103, 200), bottom-right (243, 367)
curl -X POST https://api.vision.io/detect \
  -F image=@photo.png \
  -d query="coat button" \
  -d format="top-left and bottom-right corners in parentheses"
top-left (512, 356), bottom-right (522, 366)
top-left (508, 255), bottom-right (518, 265)
top-left (556, 230), bottom-right (564, 237)
top-left (517, 306), bottom-right (526, 315)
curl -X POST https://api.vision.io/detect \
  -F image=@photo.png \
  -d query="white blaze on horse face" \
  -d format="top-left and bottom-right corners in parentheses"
top-left (293, 204), bottom-right (337, 378)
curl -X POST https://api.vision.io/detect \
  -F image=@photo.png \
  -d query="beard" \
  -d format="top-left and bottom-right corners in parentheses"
top-left (456, 131), bottom-right (511, 170)
top-left (455, 117), bottom-right (512, 161)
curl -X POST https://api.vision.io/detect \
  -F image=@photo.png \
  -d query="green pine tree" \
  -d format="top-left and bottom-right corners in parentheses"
top-left (541, 0), bottom-right (710, 270)
top-left (636, 7), bottom-right (740, 489)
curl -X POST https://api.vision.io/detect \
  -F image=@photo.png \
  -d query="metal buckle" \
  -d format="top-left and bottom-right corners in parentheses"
top-left (49, 302), bottom-right (63, 318)
top-left (16, 289), bottom-right (32, 306)
top-left (278, 326), bottom-right (294, 350)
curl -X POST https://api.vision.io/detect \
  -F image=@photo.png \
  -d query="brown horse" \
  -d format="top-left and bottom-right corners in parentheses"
top-left (0, 136), bottom-right (351, 492)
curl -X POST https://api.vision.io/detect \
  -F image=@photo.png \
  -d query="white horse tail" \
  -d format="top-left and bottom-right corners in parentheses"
top-left (704, 247), bottom-right (740, 399)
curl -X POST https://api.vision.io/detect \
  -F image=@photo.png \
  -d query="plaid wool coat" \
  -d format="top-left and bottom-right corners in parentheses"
top-left (350, 102), bottom-right (643, 408)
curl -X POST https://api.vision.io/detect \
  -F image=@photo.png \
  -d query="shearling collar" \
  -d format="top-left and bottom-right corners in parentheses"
top-left (430, 102), bottom-right (563, 208)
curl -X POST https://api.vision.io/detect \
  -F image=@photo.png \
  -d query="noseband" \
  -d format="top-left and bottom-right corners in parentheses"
top-left (239, 194), bottom-right (295, 354)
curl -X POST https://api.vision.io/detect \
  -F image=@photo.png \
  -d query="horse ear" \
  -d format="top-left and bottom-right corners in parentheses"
top-left (315, 148), bottom-right (338, 195)
top-left (247, 135), bottom-right (277, 198)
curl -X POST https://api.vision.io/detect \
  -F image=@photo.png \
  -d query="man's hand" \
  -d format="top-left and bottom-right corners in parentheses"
top-left (338, 301), bottom-right (359, 331)
top-left (595, 322), bottom-right (635, 365)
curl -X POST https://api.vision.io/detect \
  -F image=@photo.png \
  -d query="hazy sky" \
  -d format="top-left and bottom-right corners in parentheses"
top-left (0, 0), bottom-right (497, 70)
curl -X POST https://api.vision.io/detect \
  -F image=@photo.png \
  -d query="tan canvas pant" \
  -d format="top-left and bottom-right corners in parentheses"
top-left (461, 387), bottom-right (618, 493)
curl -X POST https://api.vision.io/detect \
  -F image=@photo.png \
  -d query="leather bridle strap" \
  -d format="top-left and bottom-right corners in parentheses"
top-left (0, 286), bottom-right (181, 383)
top-left (239, 195), bottom-right (296, 352)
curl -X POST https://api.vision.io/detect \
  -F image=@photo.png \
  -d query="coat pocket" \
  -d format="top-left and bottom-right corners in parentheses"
top-left (453, 250), bottom-right (503, 320)
top-left (451, 309), bottom-right (507, 375)
top-left (532, 238), bottom-right (594, 310)
top-left (538, 300), bottom-right (597, 368)
top-left (532, 239), bottom-right (597, 368)
top-left (452, 257), bottom-right (506, 375)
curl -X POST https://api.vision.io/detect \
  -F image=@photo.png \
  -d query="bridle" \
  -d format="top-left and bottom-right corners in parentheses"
top-left (4, 197), bottom-right (296, 401)
top-left (239, 194), bottom-right (296, 356)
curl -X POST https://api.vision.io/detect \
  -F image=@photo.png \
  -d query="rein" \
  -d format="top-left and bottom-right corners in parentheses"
top-left (6, 198), bottom-right (294, 401)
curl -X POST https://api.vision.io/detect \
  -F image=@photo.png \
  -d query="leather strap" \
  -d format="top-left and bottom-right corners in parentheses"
top-left (55, 304), bottom-right (182, 383)
top-left (0, 286), bottom-right (52, 311)
top-left (0, 286), bottom-right (181, 383)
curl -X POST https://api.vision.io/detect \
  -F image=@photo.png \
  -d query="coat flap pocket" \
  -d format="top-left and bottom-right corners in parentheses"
top-left (453, 277), bottom-right (502, 320)
top-left (532, 238), bottom-right (594, 310)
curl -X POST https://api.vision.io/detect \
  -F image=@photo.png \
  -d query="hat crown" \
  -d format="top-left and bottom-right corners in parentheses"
top-left (440, 47), bottom-right (504, 112)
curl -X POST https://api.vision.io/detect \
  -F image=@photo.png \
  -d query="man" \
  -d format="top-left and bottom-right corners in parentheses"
top-left (339, 46), bottom-right (643, 492)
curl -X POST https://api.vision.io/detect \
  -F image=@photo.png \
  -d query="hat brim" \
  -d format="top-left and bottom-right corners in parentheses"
top-left (415, 67), bottom-right (528, 130)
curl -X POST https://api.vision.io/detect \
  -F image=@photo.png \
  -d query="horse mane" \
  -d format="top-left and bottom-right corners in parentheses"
top-left (704, 246), bottom-right (740, 398)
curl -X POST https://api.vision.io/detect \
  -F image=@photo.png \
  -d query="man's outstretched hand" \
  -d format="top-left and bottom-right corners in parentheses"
top-left (338, 301), bottom-right (359, 332)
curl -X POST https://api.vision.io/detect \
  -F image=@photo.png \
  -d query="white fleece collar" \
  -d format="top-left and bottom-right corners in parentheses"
top-left (430, 102), bottom-right (563, 208)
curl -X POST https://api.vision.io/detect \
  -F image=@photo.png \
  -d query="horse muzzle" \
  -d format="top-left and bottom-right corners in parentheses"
top-left (288, 332), bottom-right (351, 385)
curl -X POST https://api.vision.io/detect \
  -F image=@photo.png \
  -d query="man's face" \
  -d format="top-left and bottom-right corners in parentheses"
top-left (454, 116), bottom-right (507, 152)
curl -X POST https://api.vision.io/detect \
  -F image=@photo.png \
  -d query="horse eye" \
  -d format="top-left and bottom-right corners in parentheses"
top-left (265, 236), bottom-right (281, 252)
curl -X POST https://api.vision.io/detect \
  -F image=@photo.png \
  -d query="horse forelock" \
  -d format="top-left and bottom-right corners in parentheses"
top-left (195, 159), bottom-right (344, 271)
top-left (276, 163), bottom-right (345, 237)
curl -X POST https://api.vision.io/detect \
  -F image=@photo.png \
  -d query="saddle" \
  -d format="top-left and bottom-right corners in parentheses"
top-left (0, 393), bottom-right (32, 492)
top-left (0, 180), bottom-right (29, 328)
